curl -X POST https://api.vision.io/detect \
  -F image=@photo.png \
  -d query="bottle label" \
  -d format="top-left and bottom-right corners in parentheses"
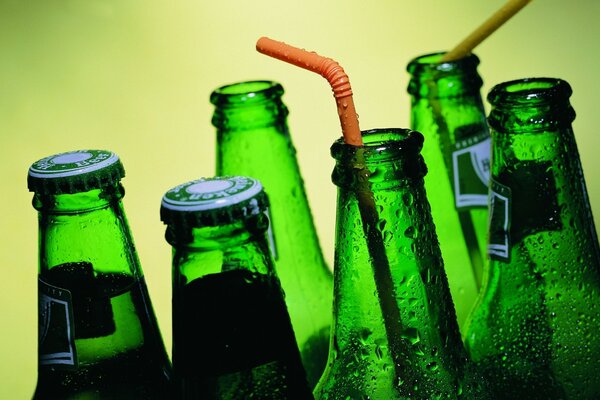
top-left (488, 161), bottom-right (563, 262)
top-left (488, 178), bottom-right (512, 262)
top-left (38, 278), bottom-right (77, 368)
top-left (500, 160), bottom-right (562, 245)
top-left (452, 129), bottom-right (491, 210)
top-left (264, 207), bottom-right (278, 260)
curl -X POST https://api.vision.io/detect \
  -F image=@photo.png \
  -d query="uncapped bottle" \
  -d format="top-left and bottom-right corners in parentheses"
top-left (211, 80), bottom-right (332, 387)
top-left (463, 78), bottom-right (600, 399)
top-left (407, 53), bottom-right (490, 328)
top-left (161, 176), bottom-right (313, 399)
top-left (314, 129), bottom-right (488, 399)
top-left (29, 149), bottom-right (171, 399)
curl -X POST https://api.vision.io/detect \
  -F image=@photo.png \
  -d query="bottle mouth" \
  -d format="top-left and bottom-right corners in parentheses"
top-left (406, 52), bottom-right (482, 98)
top-left (487, 78), bottom-right (575, 133)
top-left (210, 80), bottom-right (284, 106)
top-left (331, 129), bottom-right (427, 188)
top-left (406, 51), bottom-right (480, 75)
top-left (488, 77), bottom-right (572, 107)
top-left (331, 128), bottom-right (424, 163)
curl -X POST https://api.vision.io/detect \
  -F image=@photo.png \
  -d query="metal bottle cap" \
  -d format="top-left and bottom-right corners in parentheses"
top-left (160, 176), bottom-right (269, 227)
top-left (27, 150), bottom-right (125, 194)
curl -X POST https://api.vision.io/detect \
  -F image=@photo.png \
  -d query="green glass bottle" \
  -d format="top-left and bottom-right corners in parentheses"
top-left (161, 176), bottom-right (313, 399)
top-left (211, 80), bottom-right (333, 387)
top-left (407, 53), bottom-right (490, 328)
top-left (463, 78), bottom-right (600, 399)
top-left (28, 150), bottom-right (172, 399)
top-left (314, 129), bottom-right (488, 399)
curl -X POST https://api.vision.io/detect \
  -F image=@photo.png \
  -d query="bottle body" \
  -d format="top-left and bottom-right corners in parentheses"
top-left (162, 176), bottom-right (313, 399)
top-left (314, 129), bottom-right (487, 399)
top-left (32, 182), bottom-right (171, 399)
top-left (463, 78), bottom-right (600, 399)
top-left (407, 53), bottom-right (490, 328)
top-left (212, 81), bottom-right (332, 386)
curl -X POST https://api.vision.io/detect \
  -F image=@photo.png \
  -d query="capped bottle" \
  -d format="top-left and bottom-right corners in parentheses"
top-left (29, 150), bottom-right (171, 399)
top-left (407, 53), bottom-right (490, 327)
top-left (314, 129), bottom-right (488, 399)
top-left (211, 80), bottom-right (333, 387)
top-left (463, 78), bottom-right (600, 399)
top-left (161, 176), bottom-right (313, 399)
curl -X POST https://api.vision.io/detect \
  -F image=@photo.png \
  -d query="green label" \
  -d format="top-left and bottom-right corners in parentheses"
top-left (452, 128), bottom-right (491, 210)
top-left (488, 179), bottom-right (512, 261)
top-left (38, 279), bottom-right (77, 368)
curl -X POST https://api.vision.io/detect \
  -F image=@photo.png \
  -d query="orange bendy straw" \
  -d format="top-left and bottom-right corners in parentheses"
top-left (441, 0), bottom-right (533, 62)
top-left (256, 36), bottom-right (416, 387)
top-left (256, 36), bottom-right (363, 146)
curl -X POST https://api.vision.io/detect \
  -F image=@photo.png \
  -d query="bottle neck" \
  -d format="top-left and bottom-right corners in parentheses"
top-left (407, 52), bottom-right (484, 100)
top-left (35, 183), bottom-right (170, 383)
top-left (167, 214), bottom-right (274, 285)
top-left (36, 183), bottom-right (142, 278)
top-left (33, 183), bottom-right (124, 213)
top-left (211, 80), bottom-right (288, 132)
top-left (325, 129), bottom-right (468, 396)
top-left (407, 53), bottom-right (489, 165)
top-left (487, 78), bottom-right (600, 266)
top-left (212, 81), bottom-right (325, 270)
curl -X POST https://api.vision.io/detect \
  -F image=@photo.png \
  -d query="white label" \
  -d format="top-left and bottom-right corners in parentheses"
top-left (488, 179), bottom-right (511, 262)
top-left (264, 207), bottom-right (278, 260)
top-left (452, 136), bottom-right (491, 209)
top-left (38, 279), bottom-right (77, 367)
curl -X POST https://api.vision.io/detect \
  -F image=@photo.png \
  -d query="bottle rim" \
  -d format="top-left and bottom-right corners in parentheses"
top-left (210, 80), bottom-right (284, 106)
top-left (487, 77), bottom-right (572, 107)
top-left (331, 128), bottom-right (427, 187)
top-left (406, 51), bottom-right (480, 76)
top-left (331, 128), bottom-right (424, 155)
top-left (331, 128), bottom-right (424, 162)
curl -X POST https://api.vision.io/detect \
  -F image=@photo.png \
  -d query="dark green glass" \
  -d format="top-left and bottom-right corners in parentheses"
top-left (407, 53), bottom-right (490, 328)
top-left (314, 129), bottom-right (488, 399)
top-left (161, 176), bottom-right (313, 400)
top-left (28, 150), bottom-right (171, 399)
top-left (211, 80), bottom-right (332, 387)
top-left (463, 78), bottom-right (600, 399)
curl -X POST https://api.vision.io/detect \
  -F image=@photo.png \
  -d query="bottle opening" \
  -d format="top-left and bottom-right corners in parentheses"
top-left (330, 129), bottom-right (427, 188)
top-left (488, 77), bottom-right (572, 106)
top-left (407, 51), bottom-right (480, 74)
top-left (218, 81), bottom-right (275, 95)
top-left (505, 80), bottom-right (556, 92)
top-left (406, 52), bottom-right (482, 98)
top-left (210, 80), bottom-right (284, 106)
top-left (331, 129), bottom-right (424, 164)
top-left (487, 78), bottom-right (576, 133)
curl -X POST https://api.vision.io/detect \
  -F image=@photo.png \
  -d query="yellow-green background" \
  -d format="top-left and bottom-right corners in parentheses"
top-left (1, 0), bottom-right (598, 397)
